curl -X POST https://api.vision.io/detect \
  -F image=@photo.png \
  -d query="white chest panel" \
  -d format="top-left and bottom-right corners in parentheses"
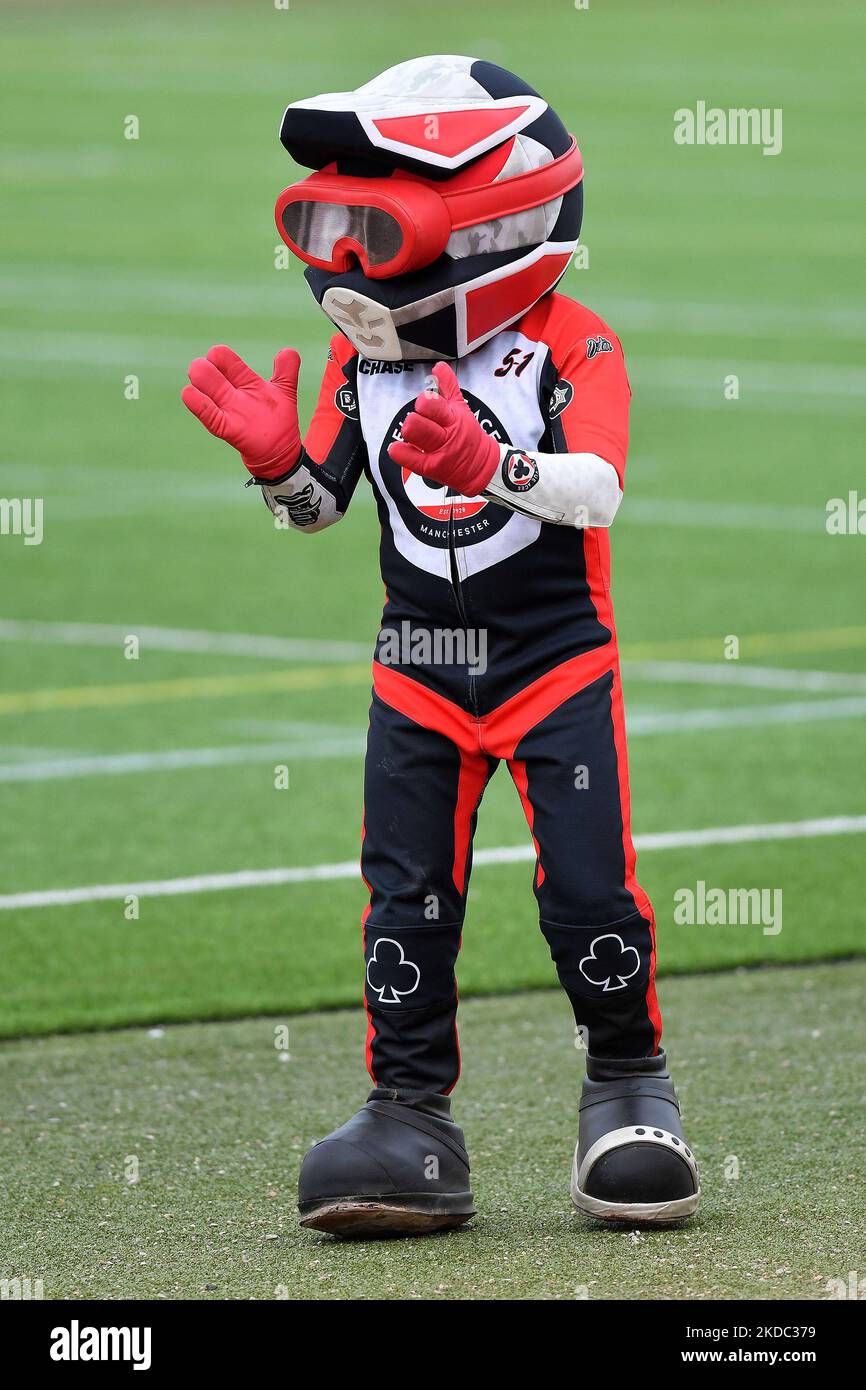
top-left (357, 333), bottom-right (548, 579)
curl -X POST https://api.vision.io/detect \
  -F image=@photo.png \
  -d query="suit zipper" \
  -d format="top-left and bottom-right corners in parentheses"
top-left (447, 506), bottom-right (479, 717)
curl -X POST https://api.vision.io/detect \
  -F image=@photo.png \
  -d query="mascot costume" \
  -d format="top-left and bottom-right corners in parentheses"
top-left (183, 56), bottom-right (700, 1234)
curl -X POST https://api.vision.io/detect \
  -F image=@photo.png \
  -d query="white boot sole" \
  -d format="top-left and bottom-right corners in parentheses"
top-left (571, 1139), bottom-right (700, 1223)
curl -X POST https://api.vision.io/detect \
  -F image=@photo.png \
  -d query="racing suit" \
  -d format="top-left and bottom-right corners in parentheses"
top-left (258, 292), bottom-right (661, 1094)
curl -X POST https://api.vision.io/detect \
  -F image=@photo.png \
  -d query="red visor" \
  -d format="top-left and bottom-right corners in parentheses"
top-left (275, 137), bottom-right (583, 280)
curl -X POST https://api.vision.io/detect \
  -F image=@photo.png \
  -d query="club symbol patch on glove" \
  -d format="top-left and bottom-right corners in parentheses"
top-left (366, 938), bottom-right (422, 1004)
top-left (578, 933), bottom-right (641, 992)
top-left (501, 449), bottom-right (540, 493)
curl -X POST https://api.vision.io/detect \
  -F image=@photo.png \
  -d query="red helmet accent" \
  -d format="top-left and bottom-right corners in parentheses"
top-left (370, 105), bottom-right (532, 159)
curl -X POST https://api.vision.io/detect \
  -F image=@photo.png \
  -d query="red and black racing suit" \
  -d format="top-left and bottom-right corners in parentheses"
top-left (278, 292), bottom-right (661, 1093)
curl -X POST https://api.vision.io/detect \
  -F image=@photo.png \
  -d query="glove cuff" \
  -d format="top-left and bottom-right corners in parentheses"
top-left (462, 431), bottom-right (502, 496)
top-left (242, 444), bottom-right (302, 481)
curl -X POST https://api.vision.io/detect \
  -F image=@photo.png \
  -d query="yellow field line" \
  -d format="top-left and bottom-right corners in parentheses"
top-left (0, 663), bottom-right (372, 715)
top-left (2, 625), bottom-right (864, 716)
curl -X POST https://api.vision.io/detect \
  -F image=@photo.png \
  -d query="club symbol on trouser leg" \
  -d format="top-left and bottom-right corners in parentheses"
top-left (556, 927), bottom-right (698, 1222)
top-left (547, 924), bottom-right (697, 1219)
top-left (578, 933), bottom-right (640, 992)
top-left (366, 938), bottom-right (421, 1004)
top-left (297, 924), bottom-right (474, 1236)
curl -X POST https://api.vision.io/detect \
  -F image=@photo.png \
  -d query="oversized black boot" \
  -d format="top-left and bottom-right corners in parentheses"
top-left (571, 1050), bottom-right (700, 1223)
top-left (298, 1087), bottom-right (475, 1237)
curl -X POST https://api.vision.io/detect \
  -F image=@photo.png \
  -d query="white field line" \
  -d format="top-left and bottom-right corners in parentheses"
top-left (0, 619), bottom-right (370, 663)
top-left (0, 737), bottom-right (367, 783)
top-left (602, 296), bottom-right (866, 341)
top-left (1, 330), bottom-right (863, 408)
top-left (628, 359), bottom-right (866, 415)
top-left (0, 745), bottom-right (80, 762)
top-left (0, 331), bottom-right (320, 373)
top-left (5, 266), bottom-right (865, 338)
top-left (33, 487), bottom-right (242, 522)
top-left (2, 697), bottom-right (865, 784)
top-left (3, 622), bottom-right (865, 693)
top-left (633, 358), bottom-right (866, 398)
top-left (0, 492), bottom-right (822, 531)
top-left (620, 498), bottom-right (824, 534)
top-left (2, 815), bottom-right (864, 912)
top-left (0, 148), bottom-right (124, 180)
top-left (627, 695), bottom-right (866, 734)
top-left (0, 461), bottom-right (835, 531)
top-left (623, 661), bottom-right (866, 694)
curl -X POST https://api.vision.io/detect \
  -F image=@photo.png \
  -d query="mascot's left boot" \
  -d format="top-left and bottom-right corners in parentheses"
top-left (571, 1050), bottom-right (700, 1223)
top-left (298, 1087), bottom-right (475, 1238)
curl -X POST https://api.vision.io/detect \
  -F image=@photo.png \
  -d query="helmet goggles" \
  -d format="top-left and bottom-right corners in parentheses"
top-left (275, 137), bottom-right (583, 280)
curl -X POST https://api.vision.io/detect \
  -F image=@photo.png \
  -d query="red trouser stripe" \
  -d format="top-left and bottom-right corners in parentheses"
top-left (482, 642), bottom-right (617, 758)
top-left (359, 811), bottom-right (377, 1083)
top-left (608, 662), bottom-right (662, 1052)
top-left (452, 749), bottom-right (490, 895)
top-left (373, 660), bottom-right (478, 751)
top-left (508, 758), bottom-right (545, 888)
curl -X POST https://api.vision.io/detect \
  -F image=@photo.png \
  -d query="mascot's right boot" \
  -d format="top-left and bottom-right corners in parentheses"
top-left (298, 1087), bottom-right (475, 1237)
top-left (571, 1050), bottom-right (700, 1224)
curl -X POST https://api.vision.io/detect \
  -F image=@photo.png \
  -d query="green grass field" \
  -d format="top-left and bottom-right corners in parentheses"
top-left (1, 0), bottom-right (865, 1299)
top-left (2, 962), bottom-right (864, 1300)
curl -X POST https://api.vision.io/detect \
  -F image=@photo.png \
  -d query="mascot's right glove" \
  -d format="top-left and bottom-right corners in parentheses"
top-left (182, 345), bottom-right (301, 479)
top-left (387, 362), bottom-right (501, 498)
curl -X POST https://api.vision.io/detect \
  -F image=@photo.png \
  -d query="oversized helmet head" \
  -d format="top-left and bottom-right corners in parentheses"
top-left (275, 55), bottom-right (583, 361)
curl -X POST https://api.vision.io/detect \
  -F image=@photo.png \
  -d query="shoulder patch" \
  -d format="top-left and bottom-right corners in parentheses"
top-left (548, 378), bottom-right (574, 418)
top-left (334, 384), bottom-right (359, 420)
top-left (586, 335), bottom-right (614, 360)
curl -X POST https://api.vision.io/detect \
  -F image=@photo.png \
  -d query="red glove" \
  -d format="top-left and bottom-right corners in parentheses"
top-left (182, 345), bottom-right (301, 479)
top-left (388, 361), bottom-right (501, 496)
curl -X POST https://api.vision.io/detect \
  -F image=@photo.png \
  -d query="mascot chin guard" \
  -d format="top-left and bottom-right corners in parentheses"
top-left (183, 55), bottom-right (699, 1235)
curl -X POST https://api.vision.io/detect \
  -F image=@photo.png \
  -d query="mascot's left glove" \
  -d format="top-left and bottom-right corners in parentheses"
top-left (182, 345), bottom-right (301, 479)
top-left (388, 361), bottom-right (500, 497)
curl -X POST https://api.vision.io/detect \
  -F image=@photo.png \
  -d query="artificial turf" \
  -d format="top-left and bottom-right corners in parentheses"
top-left (1, 960), bottom-right (864, 1300)
top-left (2, 0), bottom-right (865, 1034)
top-left (0, 0), bottom-right (864, 1304)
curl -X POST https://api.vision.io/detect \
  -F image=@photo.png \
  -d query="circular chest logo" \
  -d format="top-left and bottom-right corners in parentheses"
top-left (400, 471), bottom-right (488, 523)
top-left (379, 390), bottom-right (512, 549)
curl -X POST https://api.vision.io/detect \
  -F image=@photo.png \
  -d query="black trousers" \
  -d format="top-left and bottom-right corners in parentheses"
top-left (361, 651), bottom-right (661, 1093)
